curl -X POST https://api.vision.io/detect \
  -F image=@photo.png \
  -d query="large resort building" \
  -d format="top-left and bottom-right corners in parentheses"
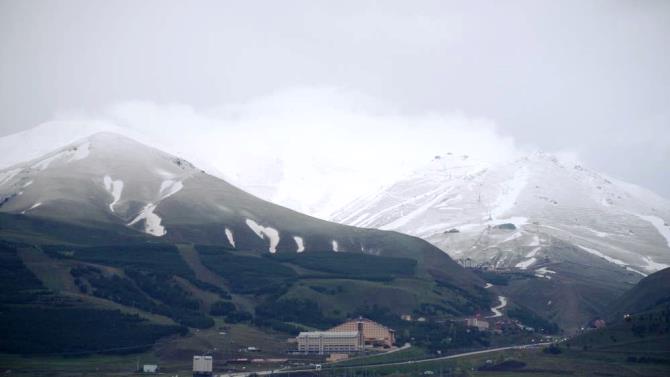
top-left (329, 317), bottom-right (395, 348)
top-left (296, 317), bottom-right (395, 354)
top-left (296, 331), bottom-right (361, 354)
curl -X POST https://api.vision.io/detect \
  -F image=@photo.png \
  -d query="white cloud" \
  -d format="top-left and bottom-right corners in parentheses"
top-left (2, 87), bottom-right (522, 218)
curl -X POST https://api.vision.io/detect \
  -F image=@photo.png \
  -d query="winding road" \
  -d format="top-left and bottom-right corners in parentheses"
top-left (487, 295), bottom-right (508, 318)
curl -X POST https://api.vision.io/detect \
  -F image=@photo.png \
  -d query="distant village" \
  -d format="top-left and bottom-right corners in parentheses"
top-left (131, 312), bottom-right (568, 377)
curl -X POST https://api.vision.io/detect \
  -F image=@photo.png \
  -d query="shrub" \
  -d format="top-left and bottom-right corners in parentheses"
top-left (196, 246), bottom-right (297, 294)
top-left (225, 310), bottom-right (253, 323)
top-left (543, 344), bottom-right (562, 354)
top-left (210, 301), bottom-right (236, 316)
top-left (255, 298), bottom-right (335, 328)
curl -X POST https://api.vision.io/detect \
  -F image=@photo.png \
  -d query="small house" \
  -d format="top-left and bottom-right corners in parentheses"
top-left (142, 364), bottom-right (158, 373)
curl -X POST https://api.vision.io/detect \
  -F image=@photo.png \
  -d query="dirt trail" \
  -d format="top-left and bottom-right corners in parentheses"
top-left (176, 244), bottom-right (226, 287)
top-left (18, 246), bottom-right (77, 292)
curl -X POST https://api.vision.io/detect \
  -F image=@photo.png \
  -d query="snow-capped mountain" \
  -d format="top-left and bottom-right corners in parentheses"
top-left (0, 121), bottom-right (407, 221)
top-left (0, 132), bottom-right (481, 288)
top-left (331, 152), bottom-right (670, 330)
top-left (332, 152), bottom-right (670, 276)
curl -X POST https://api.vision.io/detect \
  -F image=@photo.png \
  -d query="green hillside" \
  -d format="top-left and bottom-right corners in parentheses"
top-left (0, 225), bottom-right (493, 356)
top-left (605, 267), bottom-right (670, 321)
top-left (0, 241), bottom-right (186, 355)
top-left (560, 268), bottom-right (670, 366)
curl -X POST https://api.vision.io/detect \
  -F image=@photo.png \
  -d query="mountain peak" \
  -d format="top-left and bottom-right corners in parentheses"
top-left (333, 149), bottom-right (670, 275)
top-left (523, 150), bottom-right (563, 164)
top-left (84, 131), bottom-right (139, 145)
top-left (5, 131), bottom-right (200, 176)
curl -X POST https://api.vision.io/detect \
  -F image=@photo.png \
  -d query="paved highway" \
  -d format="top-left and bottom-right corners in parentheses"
top-left (218, 342), bottom-right (551, 377)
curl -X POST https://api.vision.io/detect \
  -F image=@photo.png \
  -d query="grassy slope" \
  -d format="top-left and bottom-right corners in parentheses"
top-left (556, 268), bottom-right (670, 364)
top-left (0, 213), bottom-right (494, 375)
top-left (3, 239), bottom-right (491, 353)
top-left (0, 321), bottom-right (294, 377)
top-left (17, 246), bottom-right (78, 292)
top-left (568, 305), bottom-right (670, 358)
top-left (18, 245), bottom-right (178, 325)
top-left (0, 212), bottom-right (146, 246)
top-left (605, 267), bottom-right (670, 321)
top-left (333, 346), bottom-right (428, 367)
top-left (175, 243), bottom-right (227, 287)
top-left (282, 278), bottom-right (453, 320)
top-left (321, 347), bottom-right (670, 377)
top-left (1, 211), bottom-right (491, 323)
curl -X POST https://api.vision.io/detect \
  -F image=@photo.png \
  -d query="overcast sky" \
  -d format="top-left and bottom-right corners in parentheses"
top-left (1, 0), bottom-right (669, 201)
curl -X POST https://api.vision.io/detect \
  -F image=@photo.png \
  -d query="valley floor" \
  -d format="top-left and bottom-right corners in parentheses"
top-left (3, 344), bottom-right (670, 377)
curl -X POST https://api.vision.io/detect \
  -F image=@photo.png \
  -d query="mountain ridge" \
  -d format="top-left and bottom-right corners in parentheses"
top-left (0, 132), bottom-right (484, 293)
top-left (331, 152), bottom-right (670, 332)
top-left (332, 152), bottom-right (670, 275)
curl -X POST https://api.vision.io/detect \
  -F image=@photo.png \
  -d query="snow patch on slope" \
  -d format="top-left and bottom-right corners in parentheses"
top-left (578, 244), bottom-right (625, 266)
top-left (577, 245), bottom-right (646, 276)
top-left (128, 203), bottom-right (166, 237)
top-left (294, 236), bottom-right (305, 253)
top-left (380, 187), bottom-right (455, 230)
top-left (643, 256), bottom-right (669, 272)
top-left (515, 257), bottom-right (537, 270)
top-left (535, 267), bottom-right (556, 279)
top-left (350, 212), bottom-right (371, 227)
top-left (225, 227), bottom-right (235, 248)
top-left (490, 166), bottom-right (528, 219)
top-left (501, 231), bottom-right (523, 243)
top-left (31, 154), bottom-right (61, 170)
top-left (103, 175), bottom-right (124, 212)
top-left (526, 246), bottom-right (541, 258)
top-left (515, 246), bottom-right (542, 269)
top-left (332, 240), bottom-right (339, 252)
top-left (635, 214), bottom-right (670, 248)
top-left (21, 202), bottom-right (42, 214)
top-left (31, 142), bottom-right (91, 170)
top-left (245, 219), bottom-right (280, 253)
top-left (581, 227), bottom-right (610, 238)
top-left (119, 179), bottom-right (184, 236)
top-left (159, 180), bottom-right (184, 200)
top-left (0, 169), bottom-right (21, 187)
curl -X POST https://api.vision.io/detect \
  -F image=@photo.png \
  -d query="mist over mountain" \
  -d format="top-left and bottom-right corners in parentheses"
top-left (0, 95), bottom-right (555, 220)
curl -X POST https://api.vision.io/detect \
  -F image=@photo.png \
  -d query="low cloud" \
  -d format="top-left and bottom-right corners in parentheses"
top-left (6, 87), bottom-right (525, 218)
top-left (100, 87), bottom-right (523, 217)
